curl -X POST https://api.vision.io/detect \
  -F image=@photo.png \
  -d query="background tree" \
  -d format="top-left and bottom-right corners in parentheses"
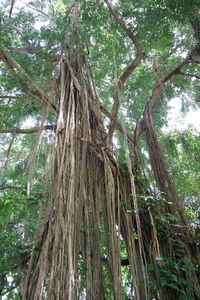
top-left (0, 0), bottom-right (200, 299)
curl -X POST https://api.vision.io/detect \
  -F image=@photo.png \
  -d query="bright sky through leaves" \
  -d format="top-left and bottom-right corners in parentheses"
top-left (166, 98), bottom-right (200, 132)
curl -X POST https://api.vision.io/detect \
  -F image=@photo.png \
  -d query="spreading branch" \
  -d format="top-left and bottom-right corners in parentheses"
top-left (177, 71), bottom-right (200, 80)
top-left (163, 53), bottom-right (193, 83)
top-left (0, 47), bottom-right (58, 112)
top-left (0, 125), bottom-right (55, 134)
top-left (134, 49), bottom-right (195, 144)
top-left (104, 0), bottom-right (142, 54)
top-left (26, 4), bottom-right (49, 18)
top-left (100, 105), bottom-right (135, 145)
top-left (104, 0), bottom-right (143, 146)
top-left (5, 23), bottom-right (35, 52)
top-left (146, 44), bottom-right (200, 115)
top-left (0, 185), bottom-right (25, 190)
top-left (146, 49), bottom-right (195, 115)
top-left (0, 96), bottom-right (19, 99)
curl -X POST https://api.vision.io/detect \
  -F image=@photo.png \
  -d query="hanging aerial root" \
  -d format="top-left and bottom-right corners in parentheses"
top-left (122, 123), bottom-right (149, 299)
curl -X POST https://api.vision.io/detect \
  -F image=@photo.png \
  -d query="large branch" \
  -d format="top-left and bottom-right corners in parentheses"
top-left (0, 96), bottom-right (19, 99)
top-left (100, 105), bottom-right (135, 146)
top-left (0, 47), bottom-right (58, 112)
top-left (134, 50), bottom-right (195, 144)
top-left (104, 0), bottom-right (143, 146)
top-left (144, 47), bottom-right (200, 116)
top-left (0, 125), bottom-right (55, 134)
top-left (5, 23), bottom-right (35, 51)
top-left (104, 0), bottom-right (142, 54)
top-left (26, 3), bottom-right (49, 18)
top-left (0, 185), bottom-right (25, 190)
top-left (163, 53), bottom-right (194, 83)
top-left (178, 71), bottom-right (200, 80)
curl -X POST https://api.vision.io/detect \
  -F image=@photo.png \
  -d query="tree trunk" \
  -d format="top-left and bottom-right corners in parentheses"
top-left (22, 53), bottom-right (124, 299)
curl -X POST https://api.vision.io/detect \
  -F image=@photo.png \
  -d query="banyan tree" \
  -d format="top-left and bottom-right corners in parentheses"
top-left (0, 0), bottom-right (200, 299)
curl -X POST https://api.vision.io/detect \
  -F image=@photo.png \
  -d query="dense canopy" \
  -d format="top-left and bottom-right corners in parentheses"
top-left (0, 0), bottom-right (200, 299)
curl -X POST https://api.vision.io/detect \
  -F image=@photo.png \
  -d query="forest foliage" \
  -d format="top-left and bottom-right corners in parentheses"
top-left (0, 0), bottom-right (200, 299)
